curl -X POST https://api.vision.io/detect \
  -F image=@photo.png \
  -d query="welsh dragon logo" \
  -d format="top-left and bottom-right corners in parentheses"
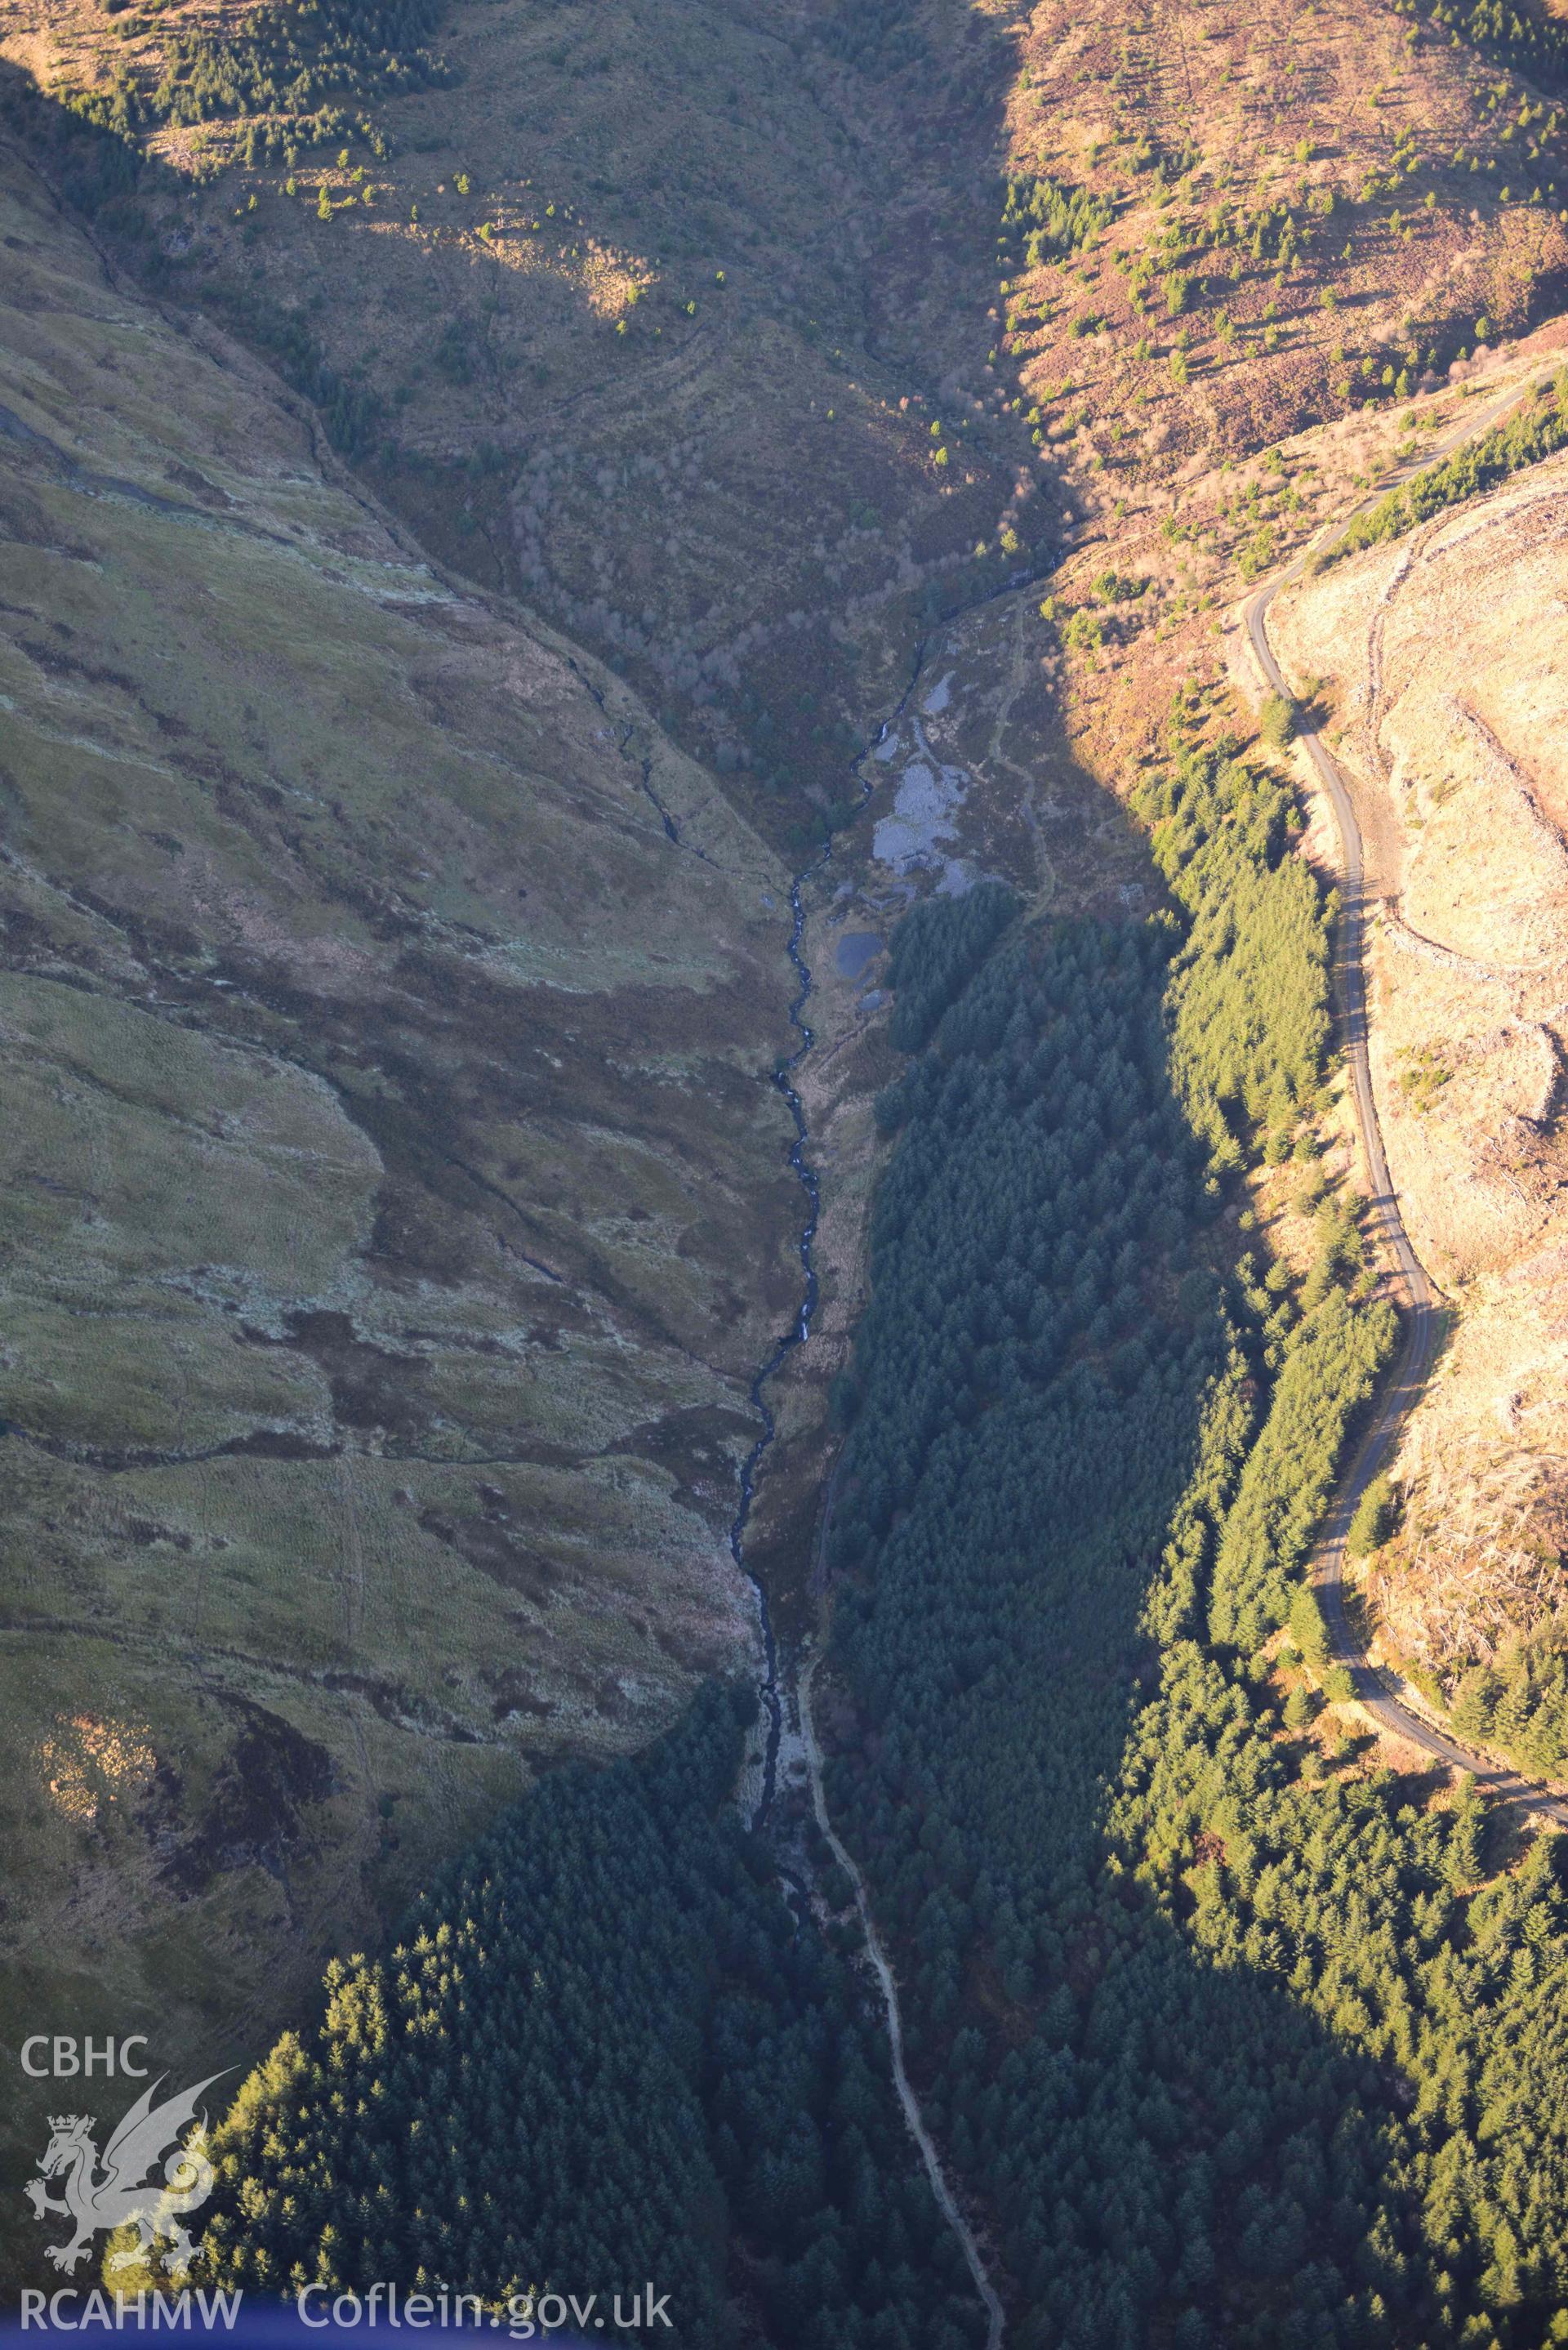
top-left (24, 2074), bottom-right (227, 2276)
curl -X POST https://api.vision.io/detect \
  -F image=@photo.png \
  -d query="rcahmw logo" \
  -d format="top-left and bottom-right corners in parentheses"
top-left (24, 2073), bottom-right (229, 2278)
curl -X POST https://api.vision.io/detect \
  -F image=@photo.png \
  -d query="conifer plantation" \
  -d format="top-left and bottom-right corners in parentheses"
top-left (826, 737), bottom-right (1568, 2347)
top-left (197, 730), bottom-right (1568, 2343)
top-left (1324, 369), bottom-right (1568, 566)
top-left (194, 1684), bottom-right (984, 2348)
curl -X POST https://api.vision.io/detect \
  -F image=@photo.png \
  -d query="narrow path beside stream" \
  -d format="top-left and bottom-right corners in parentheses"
top-left (728, 359), bottom-right (1568, 2350)
top-left (800, 1644), bottom-right (1007, 2350)
top-left (723, 567), bottom-right (1061, 2348)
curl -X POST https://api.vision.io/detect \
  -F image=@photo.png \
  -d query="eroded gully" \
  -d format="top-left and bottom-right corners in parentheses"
top-left (725, 827), bottom-right (1009, 2350)
top-left (726, 868), bottom-right (820, 1826)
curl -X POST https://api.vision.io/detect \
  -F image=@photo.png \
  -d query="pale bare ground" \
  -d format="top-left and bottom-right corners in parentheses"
top-left (1272, 435), bottom-right (1568, 1676)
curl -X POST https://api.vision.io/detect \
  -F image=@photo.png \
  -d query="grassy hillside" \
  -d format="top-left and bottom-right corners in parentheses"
top-left (0, 133), bottom-right (798, 2251)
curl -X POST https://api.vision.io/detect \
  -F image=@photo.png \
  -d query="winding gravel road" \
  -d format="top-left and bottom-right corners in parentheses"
top-left (787, 377), bottom-right (1568, 2350)
top-left (1245, 387), bottom-right (1568, 1826)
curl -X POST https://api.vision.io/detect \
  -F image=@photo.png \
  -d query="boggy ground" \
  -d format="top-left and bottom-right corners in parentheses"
top-left (12, 0), bottom-right (1568, 1654)
top-left (782, 285), bottom-right (1568, 1770)
top-left (738, 569), bottom-right (1166, 1639)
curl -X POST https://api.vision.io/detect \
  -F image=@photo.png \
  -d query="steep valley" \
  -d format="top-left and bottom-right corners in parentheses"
top-left (16, 0), bottom-right (1568, 2340)
top-left (16, 0), bottom-right (1567, 861)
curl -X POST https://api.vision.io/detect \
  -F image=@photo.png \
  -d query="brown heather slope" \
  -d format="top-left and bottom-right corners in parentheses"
top-left (0, 133), bottom-right (798, 2218)
top-left (1, 0), bottom-right (1055, 851)
top-left (24, 0), bottom-right (1568, 867)
top-left (5, 0), bottom-right (1566, 1735)
top-left (988, 0), bottom-right (1568, 496)
top-left (862, 230), bottom-right (1568, 1746)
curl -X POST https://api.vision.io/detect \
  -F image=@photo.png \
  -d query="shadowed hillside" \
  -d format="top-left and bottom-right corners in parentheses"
top-left (7, 0), bottom-right (1567, 854)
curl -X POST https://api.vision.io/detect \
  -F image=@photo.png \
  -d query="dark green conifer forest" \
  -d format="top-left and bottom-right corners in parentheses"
top-left (826, 736), bottom-right (1568, 2348)
top-left (199, 733), bottom-right (1568, 2348)
top-left (195, 1683), bottom-right (984, 2348)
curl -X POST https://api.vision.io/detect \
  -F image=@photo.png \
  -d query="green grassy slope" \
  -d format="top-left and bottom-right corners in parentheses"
top-left (0, 135), bottom-right (796, 2251)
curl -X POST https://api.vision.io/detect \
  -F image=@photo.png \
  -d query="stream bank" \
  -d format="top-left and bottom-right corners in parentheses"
top-left (728, 553), bottom-right (1069, 1790)
top-left (721, 559), bottom-right (1078, 2342)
